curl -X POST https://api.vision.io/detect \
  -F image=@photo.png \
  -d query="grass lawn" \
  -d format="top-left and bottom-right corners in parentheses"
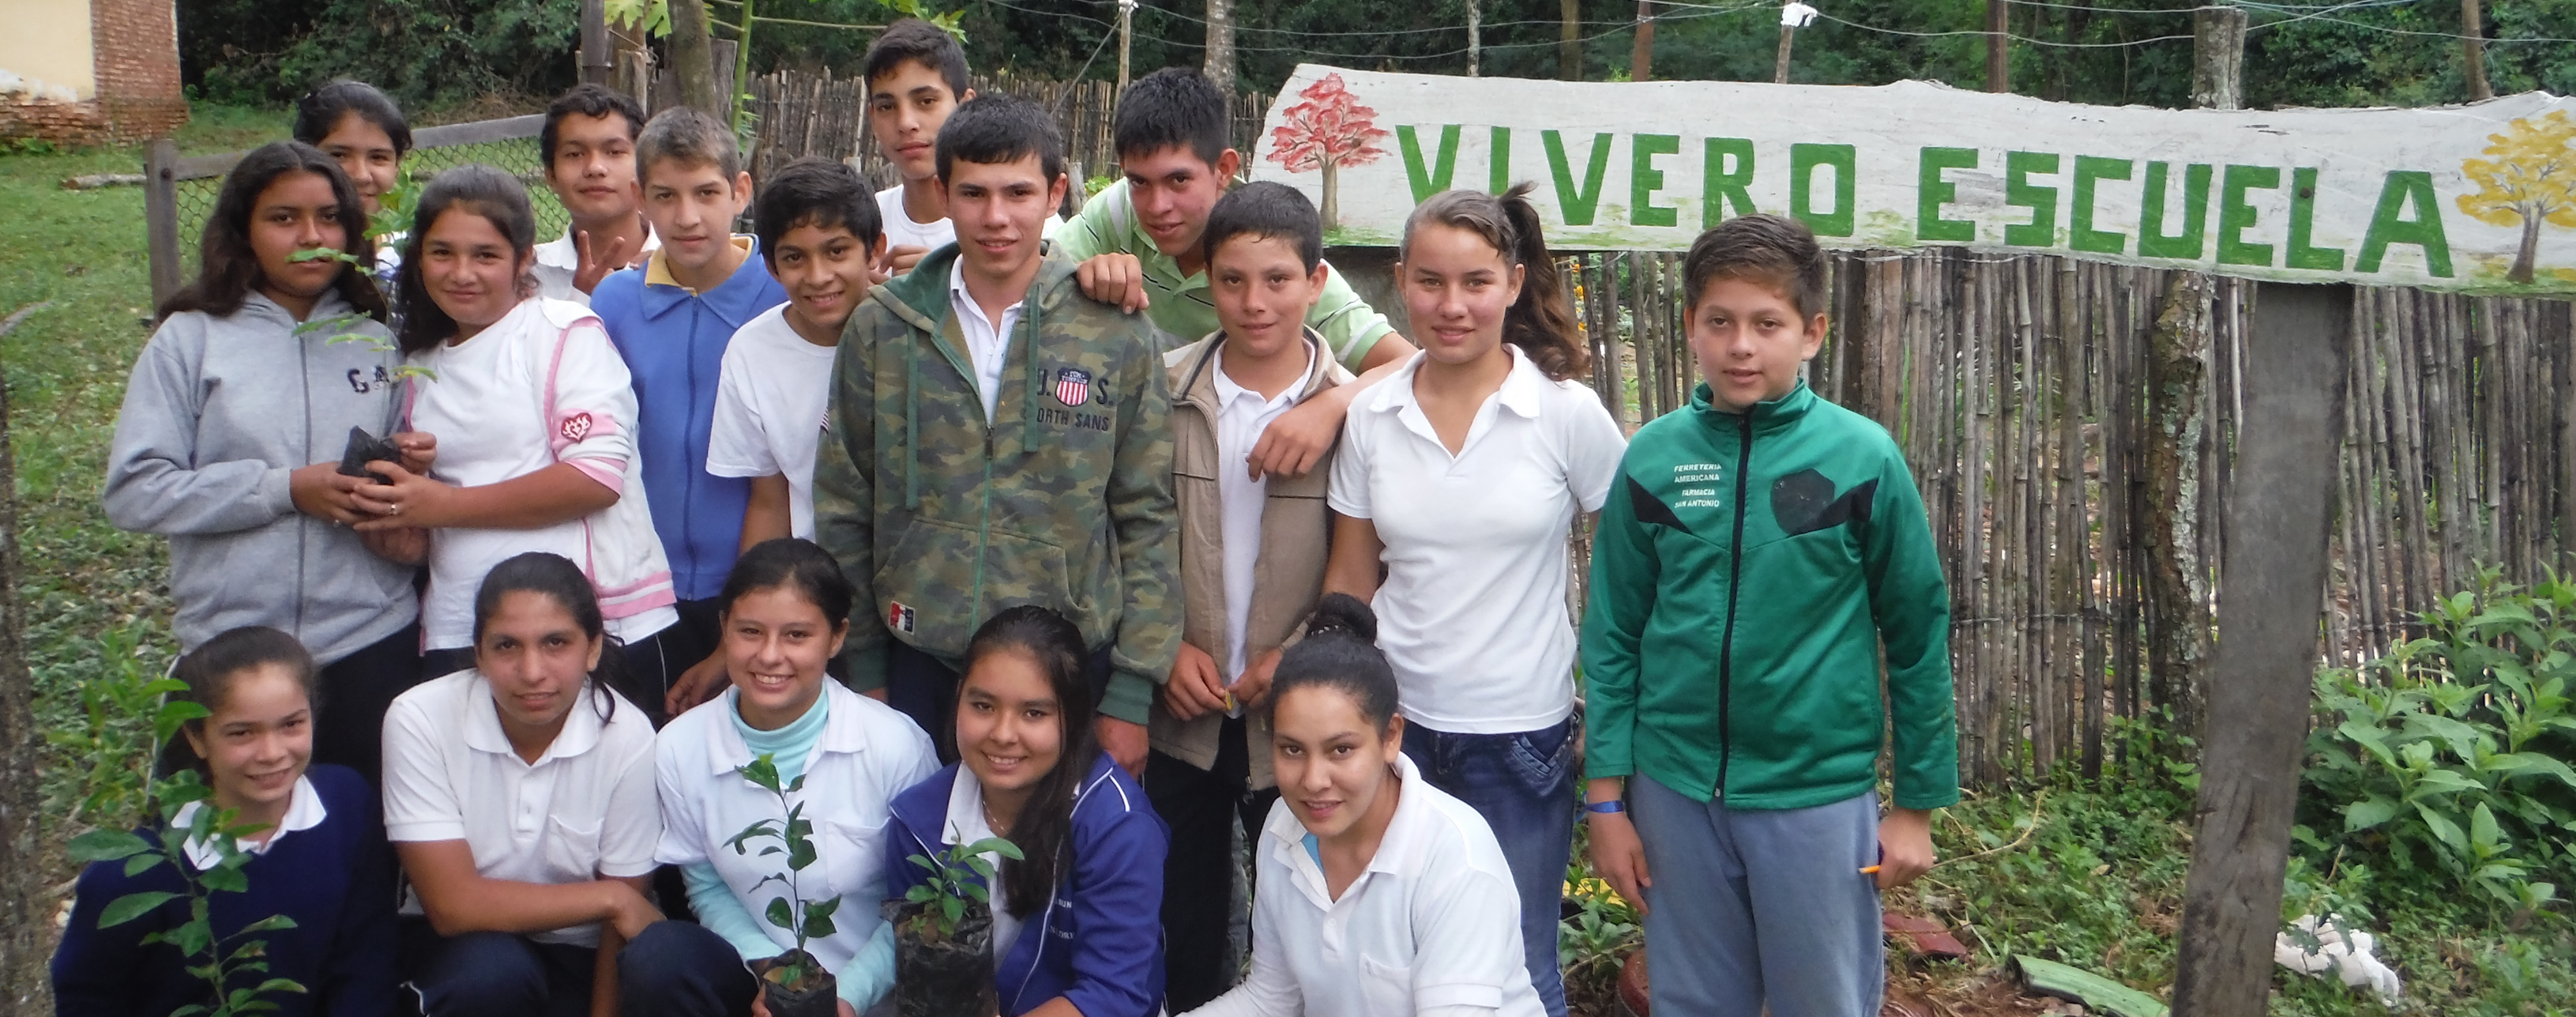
top-left (8, 100), bottom-right (2572, 1016)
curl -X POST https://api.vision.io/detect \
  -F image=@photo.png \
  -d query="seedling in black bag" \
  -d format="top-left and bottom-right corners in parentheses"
top-left (724, 754), bottom-right (842, 1017)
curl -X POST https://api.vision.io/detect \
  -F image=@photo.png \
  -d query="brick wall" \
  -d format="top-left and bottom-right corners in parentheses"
top-left (0, 0), bottom-right (183, 144)
top-left (91, 0), bottom-right (186, 138)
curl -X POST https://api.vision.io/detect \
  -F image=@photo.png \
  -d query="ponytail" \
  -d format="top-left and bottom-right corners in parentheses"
top-left (1401, 183), bottom-right (1591, 382)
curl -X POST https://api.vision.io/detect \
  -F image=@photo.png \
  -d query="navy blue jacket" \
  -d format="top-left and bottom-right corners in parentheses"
top-left (886, 753), bottom-right (1168, 1017)
top-left (52, 764), bottom-right (400, 1017)
top-left (590, 243), bottom-right (787, 601)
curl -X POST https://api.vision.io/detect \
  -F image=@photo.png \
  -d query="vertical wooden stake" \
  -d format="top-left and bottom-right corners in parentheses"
top-left (2171, 283), bottom-right (2353, 1017)
top-left (1203, 0), bottom-right (1237, 94)
top-left (1468, 0), bottom-right (1482, 77)
top-left (1561, 0), bottom-right (1583, 81)
top-left (1118, 0), bottom-right (1135, 93)
top-left (1631, 1), bottom-right (1655, 82)
top-left (580, 0), bottom-right (611, 86)
top-left (2192, 6), bottom-right (2247, 111)
top-left (2464, 0), bottom-right (2494, 100)
top-left (145, 138), bottom-right (182, 307)
top-left (1987, 0), bottom-right (2010, 92)
top-left (1775, 25), bottom-right (1797, 84)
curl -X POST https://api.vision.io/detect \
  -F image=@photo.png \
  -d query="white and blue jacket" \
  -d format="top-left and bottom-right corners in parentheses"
top-left (884, 752), bottom-right (1168, 1017)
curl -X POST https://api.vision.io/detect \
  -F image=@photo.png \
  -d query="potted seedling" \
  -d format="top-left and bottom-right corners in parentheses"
top-left (724, 754), bottom-right (843, 1017)
top-left (883, 834), bottom-right (1021, 1017)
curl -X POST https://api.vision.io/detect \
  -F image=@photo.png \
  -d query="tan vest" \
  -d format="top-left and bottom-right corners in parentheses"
top-left (1148, 330), bottom-right (1352, 789)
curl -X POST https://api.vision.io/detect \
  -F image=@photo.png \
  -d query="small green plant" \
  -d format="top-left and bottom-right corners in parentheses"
top-left (902, 835), bottom-right (1022, 942)
top-left (62, 654), bottom-right (307, 1016)
top-left (724, 754), bottom-right (841, 991)
top-left (2300, 564), bottom-right (2576, 917)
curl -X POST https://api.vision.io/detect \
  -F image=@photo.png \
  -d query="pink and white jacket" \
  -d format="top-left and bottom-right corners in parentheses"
top-left (406, 297), bottom-right (679, 650)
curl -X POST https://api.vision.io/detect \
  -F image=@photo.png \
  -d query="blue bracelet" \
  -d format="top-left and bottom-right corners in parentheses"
top-left (1584, 800), bottom-right (1626, 815)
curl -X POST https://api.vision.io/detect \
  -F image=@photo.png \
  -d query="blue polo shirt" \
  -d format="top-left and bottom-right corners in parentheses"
top-left (592, 237), bottom-right (788, 601)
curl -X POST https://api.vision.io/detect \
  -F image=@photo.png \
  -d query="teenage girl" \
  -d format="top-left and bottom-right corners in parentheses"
top-left (630, 538), bottom-right (938, 1017)
top-left (351, 163), bottom-right (686, 721)
top-left (380, 552), bottom-right (664, 1015)
top-left (1183, 594), bottom-right (1543, 1017)
top-left (292, 79), bottom-right (412, 288)
top-left (53, 626), bottom-right (400, 1017)
top-left (884, 607), bottom-right (1169, 1017)
top-left (103, 141), bottom-right (426, 789)
top-left (1321, 184), bottom-right (1628, 1017)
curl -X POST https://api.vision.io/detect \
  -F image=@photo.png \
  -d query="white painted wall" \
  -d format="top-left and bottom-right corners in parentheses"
top-left (0, 0), bottom-right (97, 101)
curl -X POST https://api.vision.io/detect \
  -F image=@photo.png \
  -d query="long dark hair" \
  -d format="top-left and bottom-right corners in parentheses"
top-left (1401, 183), bottom-right (1590, 382)
top-left (394, 164), bottom-right (539, 354)
top-left (961, 605), bottom-right (1098, 919)
top-left (156, 141), bottom-right (385, 325)
top-left (160, 626), bottom-right (321, 780)
top-left (1263, 594), bottom-right (1401, 735)
top-left (472, 552), bottom-right (622, 722)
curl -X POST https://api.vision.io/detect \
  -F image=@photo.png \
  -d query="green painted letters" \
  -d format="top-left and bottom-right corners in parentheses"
top-left (1398, 124), bottom-right (1460, 204)
top-left (2138, 161), bottom-right (2213, 260)
top-left (1918, 147), bottom-right (1977, 243)
top-left (1792, 143), bottom-right (1856, 237)
top-left (1490, 126), bottom-right (1511, 195)
top-left (1544, 130), bottom-right (1613, 226)
top-left (1632, 133), bottom-right (1680, 227)
top-left (2004, 150), bottom-right (2061, 247)
top-left (2217, 164), bottom-right (2281, 267)
top-left (2285, 167), bottom-right (2346, 271)
top-left (2070, 156), bottom-right (2132, 254)
top-left (1703, 137), bottom-right (1756, 227)
top-left (2356, 170), bottom-right (2453, 277)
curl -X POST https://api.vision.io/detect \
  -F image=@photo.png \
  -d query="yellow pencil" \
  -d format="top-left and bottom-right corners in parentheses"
top-left (1859, 865), bottom-right (1882, 875)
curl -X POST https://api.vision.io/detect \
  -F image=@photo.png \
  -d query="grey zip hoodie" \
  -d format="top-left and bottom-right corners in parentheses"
top-left (103, 291), bottom-right (418, 662)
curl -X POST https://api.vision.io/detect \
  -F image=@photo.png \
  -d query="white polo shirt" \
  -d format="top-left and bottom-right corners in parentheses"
top-left (705, 305), bottom-right (840, 539)
top-left (948, 259), bottom-right (1024, 424)
top-left (382, 669), bottom-right (662, 946)
top-left (1211, 341), bottom-right (1315, 684)
top-left (1327, 345), bottom-right (1626, 733)
top-left (655, 681), bottom-right (938, 975)
top-left (175, 774), bottom-right (327, 870)
top-left (1188, 753), bottom-right (1544, 1017)
top-left (532, 223), bottom-right (660, 306)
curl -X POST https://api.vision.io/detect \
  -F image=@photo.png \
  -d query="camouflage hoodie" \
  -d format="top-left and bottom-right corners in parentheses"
top-left (811, 240), bottom-right (1179, 725)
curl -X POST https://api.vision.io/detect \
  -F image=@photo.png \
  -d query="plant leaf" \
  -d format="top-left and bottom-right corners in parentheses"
top-left (2343, 796), bottom-right (2401, 832)
top-left (96, 891), bottom-right (179, 928)
top-left (766, 897), bottom-right (794, 931)
top-left (69, 828), bottom-right (151, 862)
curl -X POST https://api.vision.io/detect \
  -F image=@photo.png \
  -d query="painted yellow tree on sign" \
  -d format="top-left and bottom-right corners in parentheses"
top-left (2458, 111), bottom-right (2576, 284)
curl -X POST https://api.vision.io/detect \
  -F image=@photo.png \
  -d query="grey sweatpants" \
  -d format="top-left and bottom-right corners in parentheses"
top-left (1629, 777), bottom-right (1884, 1017)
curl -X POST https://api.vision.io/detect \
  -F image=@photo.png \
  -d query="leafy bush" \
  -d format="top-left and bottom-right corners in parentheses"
top-left (2299, 565), bottom-right (2576, 917)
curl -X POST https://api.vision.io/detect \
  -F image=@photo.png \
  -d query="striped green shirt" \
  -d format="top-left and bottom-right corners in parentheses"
top-left (1056, 179), bottom-right (1393, 371)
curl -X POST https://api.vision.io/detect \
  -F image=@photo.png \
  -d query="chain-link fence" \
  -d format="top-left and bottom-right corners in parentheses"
top-left (145, 115), bottom-right (570, 303)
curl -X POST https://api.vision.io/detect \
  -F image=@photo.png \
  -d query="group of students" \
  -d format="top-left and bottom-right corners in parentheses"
top-left (58, 17), bottom-right (1961, 1017)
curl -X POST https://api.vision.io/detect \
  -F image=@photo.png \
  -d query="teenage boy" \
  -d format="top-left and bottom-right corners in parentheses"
top-left (861, 19), bottom-right (1063, 277)
top-left (1147, 180), bottom-right (1350, 1011)
top-left (591, 107), bottom-right (787, 718)
top-left (1581, 213), bottom-right (1959, 1017)
top-left (863, 18), bottom-right (972, 276)
top-left (810, 94), bottom-right (1176, 776)
top-left (532, 84), bottom-right (658, 304)
top-left (1061, 66), bottom-right (1416, 481)
top-left (705, 157), bottom-right (887, 549)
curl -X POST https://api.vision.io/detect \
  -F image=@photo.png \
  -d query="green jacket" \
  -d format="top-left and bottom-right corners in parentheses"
top-left (1581, 381), bottom-right (1959, 811)
top-left (810, 242), bottom-right (1179, 725)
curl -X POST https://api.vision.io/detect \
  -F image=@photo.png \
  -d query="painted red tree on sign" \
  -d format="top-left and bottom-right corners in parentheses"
top-left (1267, 73), bottom-right (1388, 229)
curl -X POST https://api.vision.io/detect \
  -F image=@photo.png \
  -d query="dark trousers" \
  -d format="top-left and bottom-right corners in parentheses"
top-left (617, 921), bottom-right (760, 1017)
top-left (1141, 715), bottom-right (1278, 1011)
top-left (888, 639), bottom-right (1116, 765)
top-left (312, 622), bottom-right (423, 789)
top-left (401, 919), bottom-right (597, 1017)
top-left (1402, 718), bottom-right (1578, 1017)
top-left (419, 599), bottom-right (719, 731)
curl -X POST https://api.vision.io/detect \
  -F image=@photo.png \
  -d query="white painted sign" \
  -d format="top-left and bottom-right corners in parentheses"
top-left (1251, 63), bottom-right (2576, 294)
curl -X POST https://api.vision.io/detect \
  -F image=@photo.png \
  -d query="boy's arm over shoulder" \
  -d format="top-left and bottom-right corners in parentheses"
top-left (1580, 442), bottom-right (1659, 784)
top-left (1860, 437), bottom-right (1960, 810)
top-left (1307, 260), bottom-right (1397, 373)
top-left (1098, 305), bottom-right (1181, 725)
top-left (814, 309), bottom-right (888, 692)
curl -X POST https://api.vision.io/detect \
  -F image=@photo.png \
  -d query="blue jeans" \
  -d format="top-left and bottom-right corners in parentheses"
top-left (1628, 778), bottom-right (1884, 1017)
top-left (401, 920), bottom-right (596, 1017)
top-left (618, 920), bottom-right (760, 1017)
top-left (1401, 718), bottom-right (1574, 1017)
